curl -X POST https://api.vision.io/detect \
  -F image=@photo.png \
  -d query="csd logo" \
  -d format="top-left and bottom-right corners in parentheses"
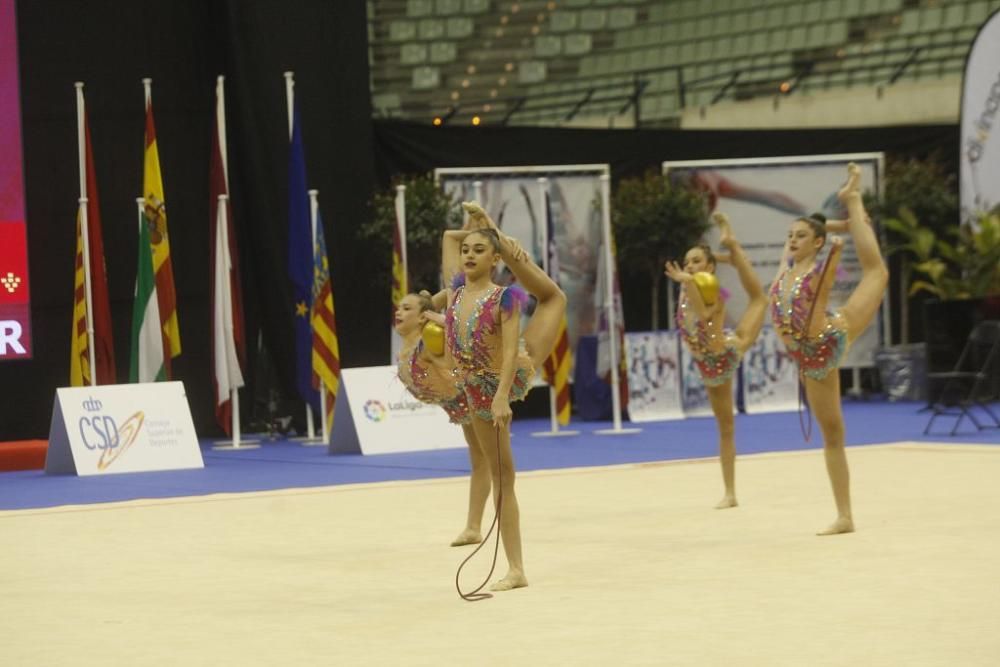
top-left (76, 401), bottom-right (145, 470)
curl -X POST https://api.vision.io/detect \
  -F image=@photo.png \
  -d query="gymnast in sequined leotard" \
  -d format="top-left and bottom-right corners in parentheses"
top-left (394, 290), bottom-right (492, 548)
top-left (767, 163), bottom-right (888, 536)
top-left (665, 212), bottom-right (768, 509)
top-left (440, 203), bottom-right (567, 593)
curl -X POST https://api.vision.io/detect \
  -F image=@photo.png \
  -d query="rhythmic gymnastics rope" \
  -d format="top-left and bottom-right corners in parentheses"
top-left (455, 426), bottom-right (503, 602)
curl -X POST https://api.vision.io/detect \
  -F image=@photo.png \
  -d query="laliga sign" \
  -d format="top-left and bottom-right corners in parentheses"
top-left (46, 382), bottom-right (203, 476)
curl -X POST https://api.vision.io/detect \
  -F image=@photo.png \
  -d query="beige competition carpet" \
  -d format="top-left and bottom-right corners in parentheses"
top-left (1, 442), bottom-right (998, 666)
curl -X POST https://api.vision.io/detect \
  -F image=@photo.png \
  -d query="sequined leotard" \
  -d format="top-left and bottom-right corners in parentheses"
top-left (676, 290), bottom-right (741, 387)
top-left (446, 282), bottom-right (535, 421)
top-left (397, 342), bottom-right (470, 425)
top-left (769, 255), bottom-right (849, 381)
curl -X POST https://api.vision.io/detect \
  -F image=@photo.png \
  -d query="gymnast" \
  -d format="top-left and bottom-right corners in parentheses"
top-left (664, 212), bottom-right (768, 509)
top-left (441, 201), bottom-right (566, 591)
top-left (768, 163), bottom-right (888, 535)
top-left (394, 289), bottom-right (493, 548)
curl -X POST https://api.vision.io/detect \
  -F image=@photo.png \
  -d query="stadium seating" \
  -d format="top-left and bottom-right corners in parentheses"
top-left (368, 0), bottom-right (1000, 126)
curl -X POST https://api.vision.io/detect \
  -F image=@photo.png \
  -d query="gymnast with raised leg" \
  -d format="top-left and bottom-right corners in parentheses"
top-left (768, 163), bottom-right (888, 535)
top-left (393, 290), bottom-right (491, 547)
top-left (664, 212), bottom-right (768, 509)
top-left (442, 201), bottom-right (567, 592)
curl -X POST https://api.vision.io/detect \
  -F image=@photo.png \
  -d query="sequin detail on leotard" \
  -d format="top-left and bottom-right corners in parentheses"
top-left (446, 284), bottom-right (535, 421)
top-left (675, 291), bottom-right (740, 386)
top-left (769, 257), bottom-right (848, 381)
top-left (397, 342), bottom-right (470, 424)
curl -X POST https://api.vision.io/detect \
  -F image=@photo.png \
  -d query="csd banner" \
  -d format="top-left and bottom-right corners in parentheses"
top-left (960, 8), bottom-right (1000, 220)
top-left (45, 382), bottom-right (203, 476)
top-left (329, 366), bottom-right (467, 455)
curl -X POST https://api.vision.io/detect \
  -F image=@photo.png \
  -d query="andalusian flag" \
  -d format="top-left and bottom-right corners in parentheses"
top-left (540, 191), bottom-right (572, 425)
top-left (311, 208), bottom-right (341, 431)
top-left (130, 208), bottom-right (165, 383)
top-left (142, 81), bottom-right (180, 376)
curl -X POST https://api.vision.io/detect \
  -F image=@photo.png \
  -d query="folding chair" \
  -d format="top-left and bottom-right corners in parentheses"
top-left (924, 320), bottom-right (1000, 435)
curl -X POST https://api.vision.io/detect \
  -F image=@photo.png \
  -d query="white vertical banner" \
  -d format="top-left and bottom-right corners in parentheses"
top-left (960, 9), bottom-right (1000, 221)
top-left (663, 154), bottom-right (886, 369)
top-left (625, 331), bottom-right (683, 422)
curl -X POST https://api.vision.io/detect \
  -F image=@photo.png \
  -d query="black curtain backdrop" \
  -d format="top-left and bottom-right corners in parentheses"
top-left (5, 0), bottom-right (375, 439)
top-left (4, 0), bottom-right (961, 440)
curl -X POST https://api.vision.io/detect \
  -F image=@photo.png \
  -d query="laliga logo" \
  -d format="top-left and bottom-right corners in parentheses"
top-left (77, 397), bottom-right (145, 470)
top-left (363, 399), bottom-right (387, 423)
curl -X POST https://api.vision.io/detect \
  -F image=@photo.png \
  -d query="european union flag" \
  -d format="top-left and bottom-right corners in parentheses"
top-left (287, 103), bottom-right (319, 413)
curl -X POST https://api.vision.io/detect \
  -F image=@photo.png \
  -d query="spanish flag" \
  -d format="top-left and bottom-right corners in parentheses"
top-left (142, 81), bottom-right (180, 377)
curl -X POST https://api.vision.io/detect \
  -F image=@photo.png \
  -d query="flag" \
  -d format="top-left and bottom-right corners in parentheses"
top-left (130, 210), bottom-right (165, 383)
top-left (311, 209), bottom-right (341, 431)
top-left (69, 106), bottom-right (116, 386)
top-left (70, 211), bottom-right (89, 386)
top-left (288, 103), bottom-right (319, 412)
top-left (143, 87), bottom-right (181, 377)
top-left (391, 188), bottom-right (407, 319)
top-left (595, 231), bottom-right (629, 412)
top-left (540, 191), bottom-right (572, 425)
top-left (210, 77), bottom-right (246, 435)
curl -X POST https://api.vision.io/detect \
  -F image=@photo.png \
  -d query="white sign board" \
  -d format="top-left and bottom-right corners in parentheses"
top-left (330, 366), bottom-right (467, 455)
top-left (45, 382), bottom-right (203, 476)
top-left (625, 331), bottom-right (684, 422)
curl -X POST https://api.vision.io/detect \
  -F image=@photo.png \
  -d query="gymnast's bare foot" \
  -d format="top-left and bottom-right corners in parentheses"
top-left (714, 495), bottom-right (738, 509)
top-left (450, 529), bottom-right (482, 547)
top-left (489, 570), bottom-right (528, 591)
top-left (713, 212), bottom-right (734, 248)
top-left (817, 517), bottom-right (855, 536)
top-left (837, 163), bottom-right (861, 203)
top-left (461, 201), bottom-right (491, 230)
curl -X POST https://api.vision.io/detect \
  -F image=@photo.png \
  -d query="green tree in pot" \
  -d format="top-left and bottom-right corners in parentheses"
top-left (358, 173), bottom-right (464, 295)
top-left (612, 170), bottom-right (708, 329)
top-left (866, 156), bottom-right (959, 344)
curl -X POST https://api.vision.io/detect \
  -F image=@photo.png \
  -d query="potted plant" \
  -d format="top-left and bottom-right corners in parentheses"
top-left (359, 172), bottom-right (464, 294)
top-left (612, 170), bottom-right (708, 329)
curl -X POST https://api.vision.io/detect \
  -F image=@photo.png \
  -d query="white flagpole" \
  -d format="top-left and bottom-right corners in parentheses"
top-left (284, 71), bottom-right (318, 442)
top-left (212, 194), bottom-right (259, 451)
top-left (309, 188), bottom-right (329, 445)
top-left (211, 79), bottom-right (259, 451)
top-left (473, 180), bottom-right (484, 205)
top-left (75, 83), bottom-right (97, 386)
top-left (531, 177), bottom-right (578, 438)
top-left (595, 174), bottom-right (640, 436)
top-left (396, 185), bottom-right (408, 285)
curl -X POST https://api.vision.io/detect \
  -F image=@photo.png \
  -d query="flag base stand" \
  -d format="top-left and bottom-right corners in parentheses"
top-left (530, 429), bottom-right (580, 438)
top-left (297, 439), bottom-right (327, 447)
top-left (594, 427), bottom-right (642, 435)
top-left (211, 440), bottom-right (262, 451)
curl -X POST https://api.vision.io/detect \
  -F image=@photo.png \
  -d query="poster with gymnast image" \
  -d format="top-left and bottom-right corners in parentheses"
top-left (741, 325), bottom-right (800, 414)
top-left (624, 330), bottom-right (683, 422)
top-left (662, 154), bottom-right (886, 371)
top-left (436, 166), bottom-right (617, 371)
